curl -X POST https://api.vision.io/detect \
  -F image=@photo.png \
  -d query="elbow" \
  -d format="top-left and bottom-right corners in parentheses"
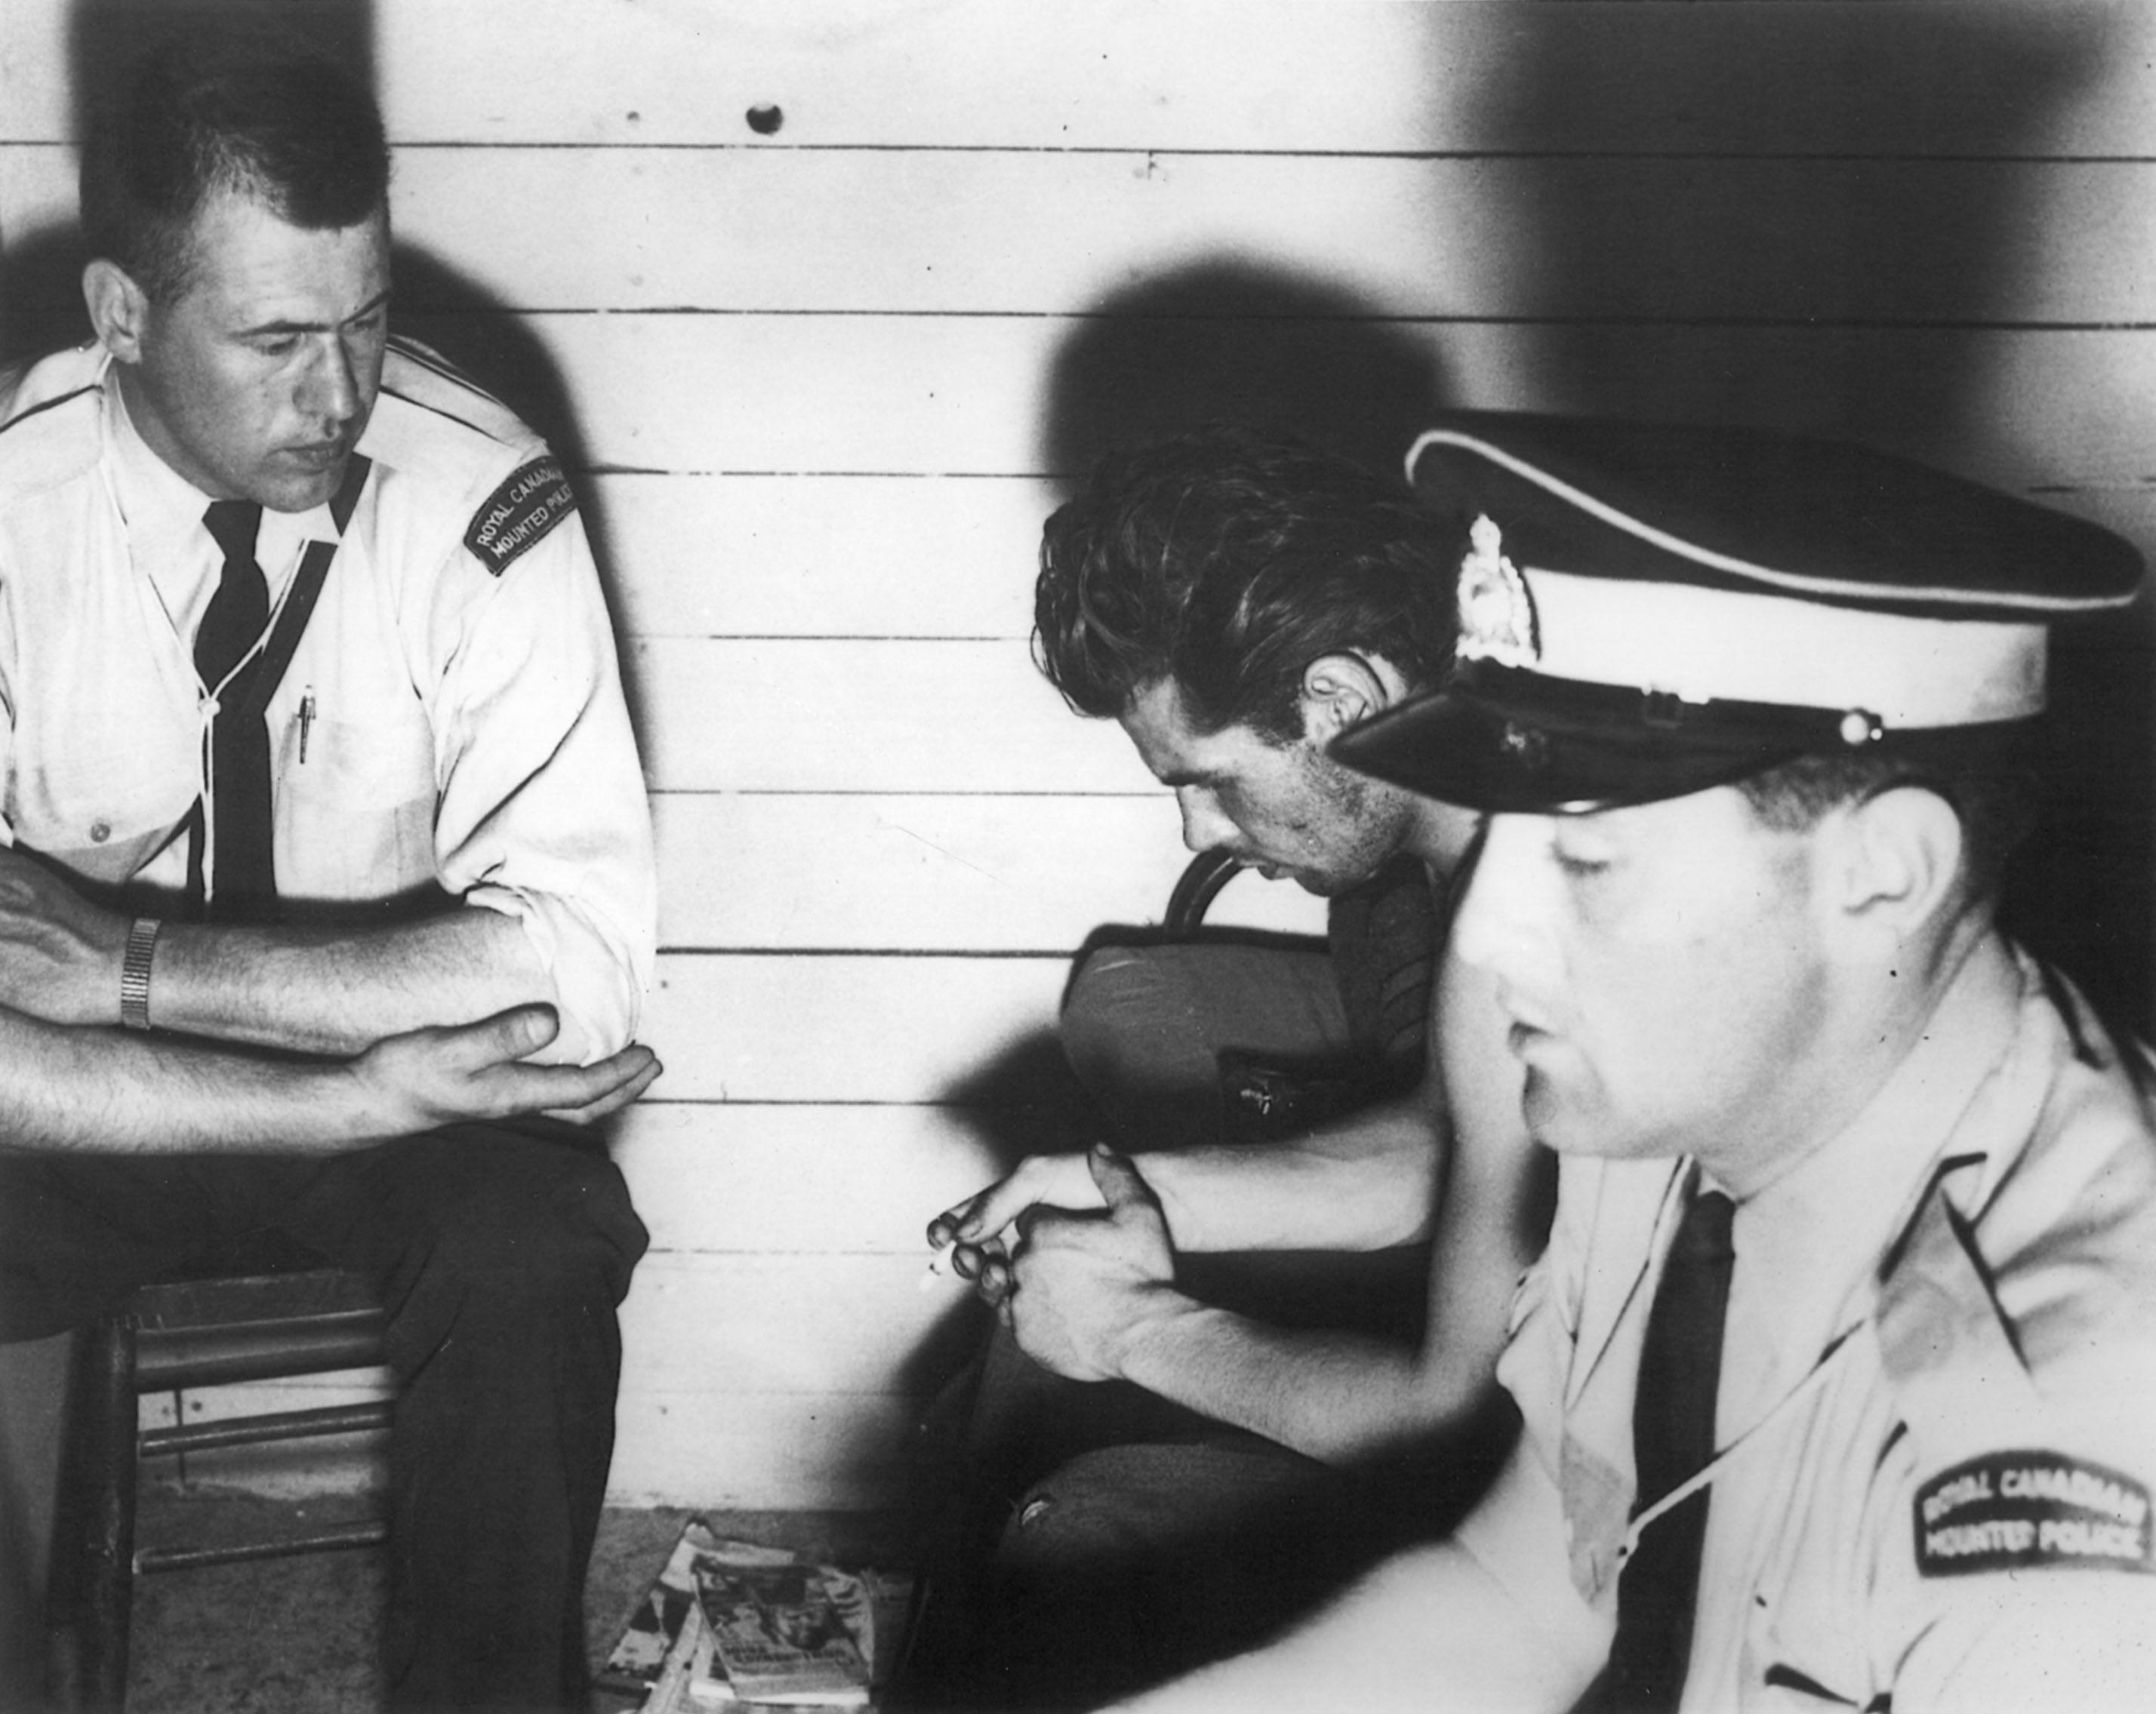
top-left (470, 886), bottom-right (652, 1062)
top-left (544, 923), bottom-right (648, 1061)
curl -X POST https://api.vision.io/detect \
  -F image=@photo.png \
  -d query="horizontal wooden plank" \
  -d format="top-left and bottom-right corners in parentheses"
top-left (629, 638), bottom-right (1156, 795)
top-left (642, 951), bottom-right (1069, 1104)
top-left (0, 0), bottom-right (1443, 153)
top-left (375, 0), bottom-right (2156, 160)
top-left (396, 315), bottom-right (2156, 510)
top-left (613, 1101), bottom-right (1009, 1254)
top-left (377, 152), bottom-right (2156, 330)
top-left (593, 472), bottom-right (2156, 650)
top-left (14, 2), bottom-right (2148, 159)
top-left (14, 140), bottom-right (2156, 328)
top-left (390, 148), bottom-right (1460, 319)
top-left (622, 1252), bottom-right (966, 1399)
top-left (590, 472), bottom-right (1053, 640)
top-left (650, 791), bottom-right (1326, 952)
top-left (607, 1388), bottom-right (922, 1511)
top-left (383, 0), bottom-right (1447, 153)
top-left (142, 1254), bottom-right (966, 1512)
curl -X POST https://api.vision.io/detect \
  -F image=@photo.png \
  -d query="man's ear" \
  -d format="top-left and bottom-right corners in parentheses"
top-left (82, 259), bottom-right (149, 364)
top-left (1824, 784), bottom-right (1967, 943)
top-left (1298, 651), bottom-right (1407, 740)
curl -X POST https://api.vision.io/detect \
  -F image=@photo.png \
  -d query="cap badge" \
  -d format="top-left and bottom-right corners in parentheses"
top-left (1455, 515), bottom-right (1540, 670)
top-left (1499, 719), bottom-right (1550, 771)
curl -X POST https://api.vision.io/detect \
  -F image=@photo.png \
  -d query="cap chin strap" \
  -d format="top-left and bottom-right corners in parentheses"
top-left (1458, 661), bottom-right (1889, 752)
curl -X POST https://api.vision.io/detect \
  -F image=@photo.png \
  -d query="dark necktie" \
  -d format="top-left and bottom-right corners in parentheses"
top-left (1572, 1183), bottom-right (1737, 1714)
top-left (198, 500), bottom-right (276, 918)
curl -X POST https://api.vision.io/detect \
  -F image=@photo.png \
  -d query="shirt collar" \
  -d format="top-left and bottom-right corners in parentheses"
top-left (102, 362), bottom-right (343, 603)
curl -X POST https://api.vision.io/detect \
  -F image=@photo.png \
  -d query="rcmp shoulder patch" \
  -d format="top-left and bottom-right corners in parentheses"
top-left (1914, 1450), bottom-right (2153, 1577)
top-left (464, 456), bottom-right (578, 576)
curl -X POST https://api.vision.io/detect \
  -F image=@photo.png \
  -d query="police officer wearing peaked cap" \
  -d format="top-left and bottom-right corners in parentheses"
top-left (1334, 410), bottom-right (2141, 814)
top-left (1111, 415), bottom-right (2156, 1713)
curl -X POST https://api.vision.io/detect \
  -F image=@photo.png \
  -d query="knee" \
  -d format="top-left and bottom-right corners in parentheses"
top-left (396, 1131), bottom-right (647, 1314)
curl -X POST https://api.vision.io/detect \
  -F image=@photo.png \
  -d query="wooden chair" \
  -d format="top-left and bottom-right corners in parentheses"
top-left (45, 1263), bottom-right (392, 1712)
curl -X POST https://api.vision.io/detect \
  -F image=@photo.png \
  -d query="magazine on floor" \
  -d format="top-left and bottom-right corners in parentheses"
top-left (599, 1519), bottom-right (910, 1712)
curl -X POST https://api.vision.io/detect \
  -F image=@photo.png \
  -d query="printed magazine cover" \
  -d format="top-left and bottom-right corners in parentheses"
top-left (692, 1559), bottom-right (871, 1706)
top-left (601, 1521), bottom-right (907, 1710)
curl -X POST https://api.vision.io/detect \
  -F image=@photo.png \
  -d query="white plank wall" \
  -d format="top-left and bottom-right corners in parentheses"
top-left (4, 0), bottom-right (2155, 1508)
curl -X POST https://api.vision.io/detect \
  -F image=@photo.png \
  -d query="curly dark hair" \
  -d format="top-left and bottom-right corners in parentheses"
top-left (1033, 425), bottom-right (1457, 743)
top-left (79, 20), bottom-right (390, 303)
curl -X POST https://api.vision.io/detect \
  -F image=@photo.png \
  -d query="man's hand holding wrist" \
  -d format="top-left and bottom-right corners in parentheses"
top-left (343, 1004), bottom-right (662, 1140)
top-left (1004, 1145), bottom-right (1192, 1383)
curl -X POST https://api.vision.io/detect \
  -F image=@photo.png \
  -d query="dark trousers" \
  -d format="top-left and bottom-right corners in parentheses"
top-left (0, 1124), bottom-right (648, 1712)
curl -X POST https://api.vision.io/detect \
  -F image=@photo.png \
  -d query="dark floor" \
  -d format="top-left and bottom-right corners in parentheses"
top-left (113, 1495), bottom-right (913, 1714)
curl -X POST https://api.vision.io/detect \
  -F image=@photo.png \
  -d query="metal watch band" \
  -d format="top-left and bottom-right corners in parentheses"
top-left (120, 915), bottom-right (161, 1032)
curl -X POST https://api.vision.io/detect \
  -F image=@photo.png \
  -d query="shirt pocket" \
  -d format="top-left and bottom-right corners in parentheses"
top-left (272, 706), bottom-right (439, 907)
top-left (11, 725), bottom-right (199, 895)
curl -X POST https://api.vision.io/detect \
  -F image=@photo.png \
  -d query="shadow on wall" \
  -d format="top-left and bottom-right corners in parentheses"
top-left (1453, 3), bottom-right (2151, 1037)
top-left (1040, 259), bottom-right (1457, 498)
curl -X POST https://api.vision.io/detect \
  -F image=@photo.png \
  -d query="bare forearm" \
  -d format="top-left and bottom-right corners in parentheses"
top-left (1140, 1098), bottom-right (1441, 1254)
top-left (0, 1006), bottom-right (379, 1154)
top-left (0, 1002), bottom-right (661, 1155)
top-left (145, 906), bottom-right (550, 1056)
top-left (1113, 1297), bottom-right (1495, 1465)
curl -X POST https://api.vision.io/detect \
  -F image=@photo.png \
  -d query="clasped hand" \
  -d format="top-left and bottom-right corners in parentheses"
top-left (927, 1143), bottom-right (1183, 1383)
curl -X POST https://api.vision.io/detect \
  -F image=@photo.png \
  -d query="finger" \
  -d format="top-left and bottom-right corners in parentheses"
top-left (951, 1229), bottom-right (1011, 1279)
top-left (946, 1175), bottom-right (1037, 1244)
top-left (926, 1198), bottom-right (984, 1249)
top-left (542, 1050), bottom-right (664, 1125)
top-left (440, 1003), bottom-right (563, 1070)
top-left (975, 1251), bottom-right (1014, 1306)
top-left (526, 1042), bottom-right (658, 1110)
top-left (1086, 1142), bottom-right (1156, 1214)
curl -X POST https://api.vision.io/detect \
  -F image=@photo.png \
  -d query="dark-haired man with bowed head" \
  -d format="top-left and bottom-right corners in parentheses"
top-left (1110, 413), bottom-right (2156, 1712)
top-left (0, 23), bottom-right (658, 1711)
top-left (907, 427), bottom-right (1553, 1708)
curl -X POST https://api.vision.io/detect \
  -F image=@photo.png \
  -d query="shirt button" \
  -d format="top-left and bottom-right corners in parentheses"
top-left (90, 820), bottom-right (110, 843)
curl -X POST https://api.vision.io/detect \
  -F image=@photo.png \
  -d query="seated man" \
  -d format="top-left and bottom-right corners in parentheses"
top-left (902, 428), bottom-right (1552, 1709)
top-left (0, 25), bottom-right (657, 1712)
top-left (1116, 413), bottom-right (2156, 1711)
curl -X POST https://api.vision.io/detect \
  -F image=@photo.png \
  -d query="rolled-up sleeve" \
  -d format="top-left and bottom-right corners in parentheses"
top-left (424, 503), bottom-right (655, 1063)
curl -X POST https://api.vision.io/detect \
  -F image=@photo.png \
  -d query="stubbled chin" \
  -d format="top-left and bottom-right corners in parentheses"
top-left (263, 470), bottom-right (345, 513)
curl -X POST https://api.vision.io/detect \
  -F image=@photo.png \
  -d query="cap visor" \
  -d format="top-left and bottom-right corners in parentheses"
top-left (1332, 680), bottom-right (1808, 814)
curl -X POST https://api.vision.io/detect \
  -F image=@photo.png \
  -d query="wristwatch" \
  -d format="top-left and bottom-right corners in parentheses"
top-left (121, 915), bottom-right (161, 1032)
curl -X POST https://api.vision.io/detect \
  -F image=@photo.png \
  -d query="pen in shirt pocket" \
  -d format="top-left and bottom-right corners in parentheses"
top-left (299, 689), bottom-right (316, 763)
